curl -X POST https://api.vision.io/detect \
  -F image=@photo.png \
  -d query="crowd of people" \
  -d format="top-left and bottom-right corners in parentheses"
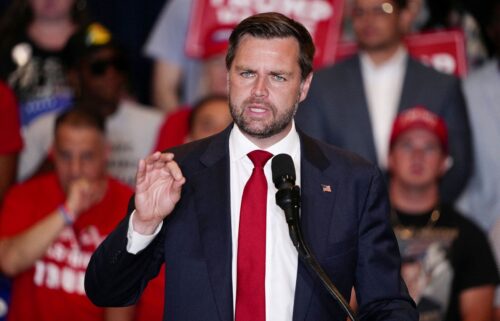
top-left (0, 0), bottom-right (499, 320)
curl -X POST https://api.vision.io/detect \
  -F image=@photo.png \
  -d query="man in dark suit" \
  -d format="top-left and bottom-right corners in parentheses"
top-left (295, 0), bottom-right (472, 204)
top-left (85, 12), bottom-right (417, 321)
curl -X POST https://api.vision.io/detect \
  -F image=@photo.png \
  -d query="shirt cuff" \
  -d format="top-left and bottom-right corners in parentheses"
top-left (126, 210), bottom-right (163, 254)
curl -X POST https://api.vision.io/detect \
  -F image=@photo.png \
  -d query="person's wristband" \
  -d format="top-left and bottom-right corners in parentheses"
top-left (59, 204), bottom-right (75, 225)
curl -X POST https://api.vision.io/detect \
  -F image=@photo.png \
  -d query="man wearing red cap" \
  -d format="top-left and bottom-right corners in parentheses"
top-left (388, 106), bottom-right (499, 321)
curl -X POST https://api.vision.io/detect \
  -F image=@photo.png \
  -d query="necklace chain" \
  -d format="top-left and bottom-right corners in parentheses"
top-left (391, 207), bottom-right (441, 239)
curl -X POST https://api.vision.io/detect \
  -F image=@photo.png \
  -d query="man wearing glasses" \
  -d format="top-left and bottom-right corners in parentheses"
top-left (24, 23), bottom-right (165, 188)
top-left (64, 23), bottom-right (165, 187)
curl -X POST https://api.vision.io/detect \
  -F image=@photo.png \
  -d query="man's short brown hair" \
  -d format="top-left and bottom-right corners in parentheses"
top-left (225, 12), bottom-right (315, 81)
top-left (55, 103), bottom-right (106, 135)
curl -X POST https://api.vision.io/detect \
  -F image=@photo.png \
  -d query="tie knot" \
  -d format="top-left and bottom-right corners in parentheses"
top-left (248, 150), bottom-right (273, 168)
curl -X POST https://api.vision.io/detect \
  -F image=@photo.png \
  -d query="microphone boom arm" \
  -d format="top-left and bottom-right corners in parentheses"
top-left (275, 187), bottom-right (359, 321)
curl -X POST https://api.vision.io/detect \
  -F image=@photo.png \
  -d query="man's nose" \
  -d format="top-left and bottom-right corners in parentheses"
top-left (411, 147), bottom-right (426, 159)
top-left (251, 76), bottom-right (268, 97)
top-left (102, 65), bottom-right (122, 81)
top-left (70, 158), bottom-right (82, 177)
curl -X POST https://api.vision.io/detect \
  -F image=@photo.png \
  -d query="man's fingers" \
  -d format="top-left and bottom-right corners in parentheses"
top-left (152, 153), bottom-right (176, 170)
top-left (165, 160), bottom-right (184, 181)
top-left (144, 151), bottom-right (161, 164)
top-left (172, 177), bottom-right (186, 191)
top-left (159, 152), bottom-right (175, 162)
top-left (136, 159), bottom-right (146, 184)
top-left (142, 152), bottom-right (177, 172)
top-left (144, 152), bottom-right (174, 164)
top-left (137, 152), bottom-right (174, 182)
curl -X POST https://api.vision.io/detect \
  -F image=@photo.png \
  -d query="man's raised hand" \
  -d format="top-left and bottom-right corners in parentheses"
top-left (133, 152), bottom-right (186, 234)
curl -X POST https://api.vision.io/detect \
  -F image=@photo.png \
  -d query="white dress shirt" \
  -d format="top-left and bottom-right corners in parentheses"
top-left (360, 46), bottom-right (407, 169)
top-left (127, 122), bottom-right (302, 321)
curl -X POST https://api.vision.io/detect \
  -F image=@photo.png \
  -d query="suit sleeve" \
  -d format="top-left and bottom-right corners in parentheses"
top-left (439, 78), bottom-right (472, 203)
top-left (85, 197), bottom-right (165, 307)
top-left (355, 167), bottom-right (418, 320)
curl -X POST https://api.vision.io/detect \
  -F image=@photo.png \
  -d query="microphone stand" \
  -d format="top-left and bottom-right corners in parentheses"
top-left (276, 187), bottom-right (359, 321)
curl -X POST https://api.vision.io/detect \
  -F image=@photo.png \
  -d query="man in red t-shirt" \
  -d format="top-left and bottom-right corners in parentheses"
top-left (0, 81), bottom-right (23, 205)
top-left (0, 107), bottom-right (134, 321)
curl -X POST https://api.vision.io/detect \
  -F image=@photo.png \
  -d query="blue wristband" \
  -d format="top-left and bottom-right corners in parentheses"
top-left (58, 204), bottom-right (74, 225)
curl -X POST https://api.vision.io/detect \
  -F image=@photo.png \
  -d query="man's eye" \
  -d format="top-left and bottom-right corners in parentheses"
top-left (58, 151), bottom-right (71, 161)
top-left (240, 71), bottom-right (254, 78)
top-left (424, 145), bottom-right (440, 153)
top-left (398, 142), bottom-right (413, 151)
top-left (272, 74), bottom-right (286, 82)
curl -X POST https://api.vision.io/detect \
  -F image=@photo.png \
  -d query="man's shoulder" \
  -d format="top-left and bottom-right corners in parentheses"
top-left (13, 173), bottom-right (58, 193)
top-left (167, 134), bottom-right (221, 158)
top-left (3, 173), bottom-right (60, 206)
top-left (165, 128), bottom-right (230, 173)
top-left (439, 205), bottom-right (487, 236)
top-left (299, 131), bottom-right (378, 175)
top-left (165, 128), bottom-right (380, 179)
top-left (407, 57), bottom-right (459, 86)
top-left (314, 55), bottom-right (359, 81)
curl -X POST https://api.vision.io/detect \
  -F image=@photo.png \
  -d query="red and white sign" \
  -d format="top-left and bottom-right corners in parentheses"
top-left (186, 0), bottom-right (345, 68)
top-left (334, 30), bottom-right (468, 77)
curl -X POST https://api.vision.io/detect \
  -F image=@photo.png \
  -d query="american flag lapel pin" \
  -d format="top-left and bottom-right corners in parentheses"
top-left (321, 184), bottom-right (332, 193)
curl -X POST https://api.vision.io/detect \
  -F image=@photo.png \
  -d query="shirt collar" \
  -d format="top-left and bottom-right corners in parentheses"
top-left (229, 122), bottom-right (300, 162)
top-left (360, 45), bottom-right (408, 72)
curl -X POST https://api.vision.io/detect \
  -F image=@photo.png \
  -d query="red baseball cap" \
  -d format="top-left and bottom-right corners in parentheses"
top-left (389, 106), bottom-right (448, 152)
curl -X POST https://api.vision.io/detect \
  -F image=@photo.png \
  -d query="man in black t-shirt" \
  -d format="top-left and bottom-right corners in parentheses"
top-left (387, 106), bottom-right (499, 321)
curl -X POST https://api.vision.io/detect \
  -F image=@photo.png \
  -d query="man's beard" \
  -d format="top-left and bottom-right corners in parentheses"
top-left (229, 96), bottom-right (299, 139)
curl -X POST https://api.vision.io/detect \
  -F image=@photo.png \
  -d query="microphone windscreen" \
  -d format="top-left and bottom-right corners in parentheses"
top-left (271, 153), bottom-right (296, 188)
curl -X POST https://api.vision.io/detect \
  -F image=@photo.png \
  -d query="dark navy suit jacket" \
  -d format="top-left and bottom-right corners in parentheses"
top-left (85, 126), bottom-right (418, 321)
top-left (295, 54), bottom-right (472, 203)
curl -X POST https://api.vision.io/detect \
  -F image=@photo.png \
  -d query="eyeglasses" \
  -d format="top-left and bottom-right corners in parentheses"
top-left (352, 2), bottom-right (395, 18)
top-left (88, 57), bottom-right (127, 76)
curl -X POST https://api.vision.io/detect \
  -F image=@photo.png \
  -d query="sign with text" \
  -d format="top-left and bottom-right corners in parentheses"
top-left (186, 0), bottom-right (345, 67)
top-left (334, 30), bottom-right (468, 77)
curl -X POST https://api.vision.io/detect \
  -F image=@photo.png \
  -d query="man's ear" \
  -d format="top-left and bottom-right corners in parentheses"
top-left (299, 72), bottom-right (314, 103)
top-left (398, 6), bottom-right (414, 34)
top-left (439, 155), bottom-right (453, 176)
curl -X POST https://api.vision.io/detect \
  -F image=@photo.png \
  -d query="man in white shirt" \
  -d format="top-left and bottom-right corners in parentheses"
top-left (85, 12), bottom-right (417, 321)
top-left (296, 0), bottom-right (472, 204)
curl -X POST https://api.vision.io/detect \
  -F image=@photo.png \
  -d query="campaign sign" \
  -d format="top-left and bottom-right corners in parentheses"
top-left (186, 0), bottom-right (345, 68)
top-left (334, 30), bottom-right (468, 77)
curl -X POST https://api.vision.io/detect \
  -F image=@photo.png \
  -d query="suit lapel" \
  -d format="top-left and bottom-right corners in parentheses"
top-left (191, 129), bottom-right (341, 321)
top-left (342, 56), bottom-right (377, 163)
top-left (293, 133), bottom-right (338, 321)
top-left (398, 57), bottom-right (418, 112)
top-left (192, 129), bottom-right (233, 321)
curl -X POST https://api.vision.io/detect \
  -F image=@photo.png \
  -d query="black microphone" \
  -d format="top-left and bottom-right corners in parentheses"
top-left (271, 153), bottom-right (296, 189)
top-left (271, 153), bottom-right (358, 321)
top-left (271, 154), bottom-right (301, 248)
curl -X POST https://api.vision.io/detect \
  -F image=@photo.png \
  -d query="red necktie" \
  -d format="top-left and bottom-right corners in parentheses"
top-left (235, 150), bottom-right (273, 321)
